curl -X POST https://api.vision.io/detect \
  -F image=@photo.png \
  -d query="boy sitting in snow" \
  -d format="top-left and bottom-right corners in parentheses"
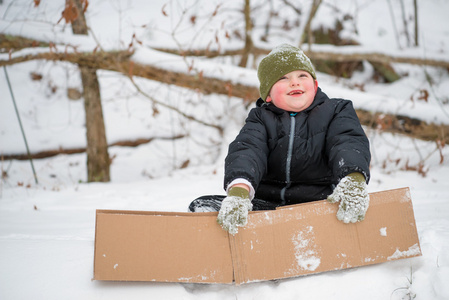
top-left (188, 44), bottom-right (371, 235)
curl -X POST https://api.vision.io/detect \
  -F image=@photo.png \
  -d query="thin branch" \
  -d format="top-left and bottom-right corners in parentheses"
top-left (424, 69), bottom-right (449, 119)
top-left (128, 76), bottom-right (224, 134)
top-left (413, 0), bottom-right (419, 46)
top-left (386, 0), bottom-right (402, 49)
top-left (399, 0), bottom-right (411, 47)
top-left (282, 0), bottom-right (301, 15)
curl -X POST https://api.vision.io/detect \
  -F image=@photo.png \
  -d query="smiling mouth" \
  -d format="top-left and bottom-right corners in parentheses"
top-left (287, 90), bottom-right (304, 95)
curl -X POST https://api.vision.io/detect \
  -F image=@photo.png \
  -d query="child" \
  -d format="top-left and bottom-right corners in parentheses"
top-left (188, 44), bottom-right (371, 235)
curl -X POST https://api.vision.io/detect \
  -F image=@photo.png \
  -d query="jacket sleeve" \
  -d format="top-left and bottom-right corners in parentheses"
top-left (325, 100), bottom-right (371, 183)
top-left (224, 108), bottom-right (270, 191)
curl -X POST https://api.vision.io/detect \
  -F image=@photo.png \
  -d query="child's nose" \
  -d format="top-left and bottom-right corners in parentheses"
top-left (290, 78), bottom-right (300, 86)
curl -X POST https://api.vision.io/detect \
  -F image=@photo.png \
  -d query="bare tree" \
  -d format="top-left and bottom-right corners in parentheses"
top-left (70, 0), bottom-right (110, 182)
top-left (299, 0), bottom-right (322, 50)
top-left (413, 0), bottom-right (418, 46)
top-left (386, 0), bottom-right (401, 49)
top-left (239, 0), bottom-right (253, 67)
top-left (399, 0), bottom-right (411, 47)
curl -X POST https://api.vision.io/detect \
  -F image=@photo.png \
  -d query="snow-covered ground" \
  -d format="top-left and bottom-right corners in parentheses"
top-left (1, 0), bottom-right (449, 299)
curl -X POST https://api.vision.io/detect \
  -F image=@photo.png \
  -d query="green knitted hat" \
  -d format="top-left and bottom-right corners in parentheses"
top-left (257, 44), bottom-right (316, 101)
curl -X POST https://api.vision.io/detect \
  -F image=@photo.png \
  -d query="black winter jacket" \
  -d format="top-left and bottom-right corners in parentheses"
top-left (224, 88), bottom-right (371, 206)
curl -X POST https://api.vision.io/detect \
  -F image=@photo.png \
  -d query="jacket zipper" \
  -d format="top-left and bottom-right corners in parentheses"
top-left (280, 112), bottom-right (297, 204)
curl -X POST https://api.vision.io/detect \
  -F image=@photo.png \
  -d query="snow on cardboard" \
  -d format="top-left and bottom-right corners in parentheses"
top-left (93, 187), bottom-right (421, 284)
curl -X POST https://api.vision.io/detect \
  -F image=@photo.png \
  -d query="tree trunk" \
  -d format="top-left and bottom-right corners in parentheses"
top-left (239, 0), bottom-right (253, 68)
top-left (299, 0), bottom-right (322, 49)
top-left (414, 0), bottom-right (419, 46)
top-left (71, 0), bottom-right (110, 182)
top-left (80, 66), bottom-right (110, 182)
top-left (71, 0), bottom-right (88, 35)
top-left (399, 0), bottom-right (411, 47)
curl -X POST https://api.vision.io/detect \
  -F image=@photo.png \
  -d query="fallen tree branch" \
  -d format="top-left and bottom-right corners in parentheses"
top-left (0, 49), bottom-right (259, 101)
top-left (306, 50), bottom-right (449, 69)
top-left (3, 134), bottom-right (186, 160)
top-left (357, 110), bottom-right (448, 143)
top-left (154, 46), bottom-right (449, 69)
top-left (3, 35), bottom-right (448, 69)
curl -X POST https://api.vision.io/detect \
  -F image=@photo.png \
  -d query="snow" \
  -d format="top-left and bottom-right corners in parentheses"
top-left (292, 226), bottom-right (321, 272)
top-left (1, 0), bottom-right (449, 299)
top-left (387, 244), bottom-right (422, 261)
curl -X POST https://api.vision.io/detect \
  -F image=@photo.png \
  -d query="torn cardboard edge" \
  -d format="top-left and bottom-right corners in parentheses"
top-left (93, 187), bottom-right (421, 284)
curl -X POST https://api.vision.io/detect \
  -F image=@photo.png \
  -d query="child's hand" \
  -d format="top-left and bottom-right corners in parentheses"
top-left (327, 172), bottom-right (369, 223)
top-left (217, 187), bottom-right (253, 235)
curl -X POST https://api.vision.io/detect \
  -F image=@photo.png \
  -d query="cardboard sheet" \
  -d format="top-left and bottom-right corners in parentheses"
top-left (93, 187), bottom-right (421, 284)
top-left (94, 211), bottom-right (234, 283)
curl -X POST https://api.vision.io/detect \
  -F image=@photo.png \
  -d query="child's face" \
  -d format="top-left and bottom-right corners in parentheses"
top-left (266, 70), bottom-right (318, 112)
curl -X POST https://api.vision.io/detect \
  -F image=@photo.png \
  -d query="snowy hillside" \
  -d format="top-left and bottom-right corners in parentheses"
top-left (1, 0), bottom-right (449, 299)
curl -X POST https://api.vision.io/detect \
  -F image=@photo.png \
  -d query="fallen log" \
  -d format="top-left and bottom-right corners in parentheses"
top-left (155, 46), bottom-right (449, 70)
top-left (2, 135), bottom-right (186, 161)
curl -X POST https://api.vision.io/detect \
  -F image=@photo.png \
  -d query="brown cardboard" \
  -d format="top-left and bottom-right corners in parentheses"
top-left (93, 210), bottom-right (234, 283)
top-left (93, 187), bottom-right (421, 284)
